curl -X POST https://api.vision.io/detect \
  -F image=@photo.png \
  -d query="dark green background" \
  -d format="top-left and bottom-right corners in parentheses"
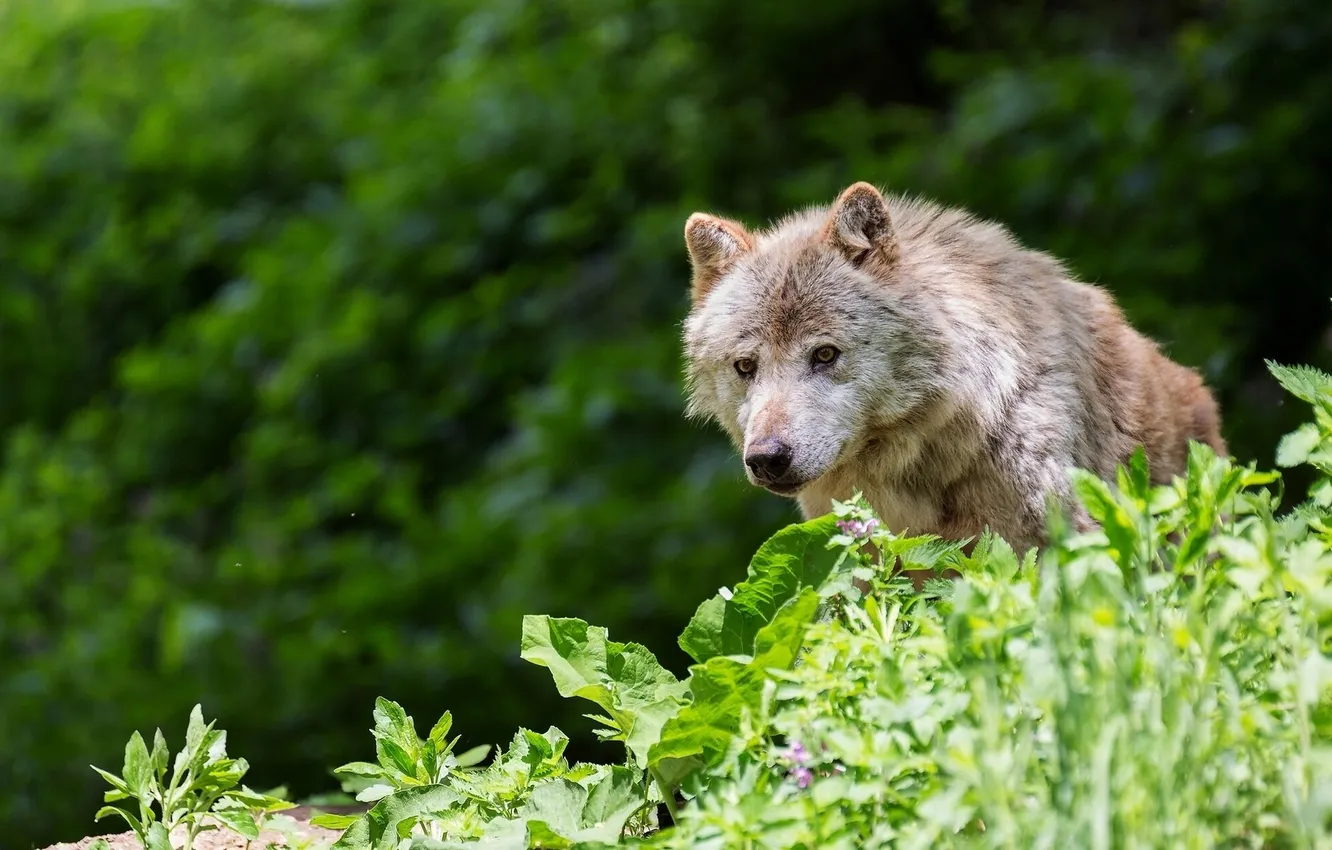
top-left (2, 0), bottom-right (1328, 844)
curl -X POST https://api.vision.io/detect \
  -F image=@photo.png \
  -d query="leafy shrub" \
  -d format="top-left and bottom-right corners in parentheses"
top-left (89, 705), bottom-right (293, 850)
top-left (233, 360), bottom-right (1332, 848)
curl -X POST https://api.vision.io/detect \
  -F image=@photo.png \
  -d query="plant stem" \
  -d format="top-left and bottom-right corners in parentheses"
top-left (648, 766), bottom-right (680, 826)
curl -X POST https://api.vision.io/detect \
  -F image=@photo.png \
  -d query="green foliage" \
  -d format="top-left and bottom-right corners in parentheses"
top-left (319, 706), bottom-right (652, 849)
top-left (678, 514), bottom-right (843, 664)
top-left (88, 705), bottom-right (294, 850)
top-left (285, 361), bottom-right (1332, 848)
top-left (5, 0), bottom-right (1332, 844)
top-left (1271, 361), bottom-right (1332, 511)
top-left (519, 617), bottom-right (689, 772)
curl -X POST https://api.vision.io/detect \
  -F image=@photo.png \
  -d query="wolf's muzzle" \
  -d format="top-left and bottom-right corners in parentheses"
top-left (745, 437), bottom-right (794, 484)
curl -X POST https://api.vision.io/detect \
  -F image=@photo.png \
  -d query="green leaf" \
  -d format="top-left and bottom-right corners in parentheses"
top-left (677, 596), bottom-right (727, 666)
top-left (184, 703), bottom-right (207, 756)
top-left (520, 616), bottom-right (688, 768)
top-left (1277, 423), bottom-right (1322, 468)
top-left (500, 767), bottom-right (644, 848)
top-left (454, 744), bottom-right (491, 768)
top-left (679, 513), bottom-right (842, 664)
top-left (309, 812), bottom-right (363, 830)
top-left (145, 822), bottom-right (173, 850)
top-left (376, 738), bottom-right (418, 778)
top-left (1071, 469), bottom-right (1138, 560)
top-left (91, 765), bottom-right (131, 796)
top-left (577, 765), bottom-right (644, 835)
top-left (94, 805), bottom-right (142, 834)
top-left (211, 808), bottom-right (261, 840)
top-left (174, 705), bottom-right (222, 782)
top-left (149, 729), bottom-right (170, 784)
top-left (356, 783), bottom-right (396, 803)
top-left (1268, 360), bottom-right (1332, 407)
top-left (123, 731), bottom-right (154, 802)
top-left (334, 761), bottom-right (390, 779)
top-left (651, 589), bottom-right (819, 769)
top-left (1124, 445), bottom-right (1152, 500)
top-left (331, 785), bottom-right (462, 850)
top-left (519, 727), bottom-right (558, 766)
top-left (520, 616), bottom-right (684, 713)
top-left (223, 786), bottom-right (297, 812)
top-left (372, 698), bottom-right (421, 765)
top-left (1314, 477), bottom-right (1332, 508)
top-left (426, 711), bottom-right (453, 751)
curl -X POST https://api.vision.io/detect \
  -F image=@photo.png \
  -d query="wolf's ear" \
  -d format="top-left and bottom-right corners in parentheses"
top-left (823, 182), bottom-right (899, 269)
top-left (684, 213), bottom-right (752, 302)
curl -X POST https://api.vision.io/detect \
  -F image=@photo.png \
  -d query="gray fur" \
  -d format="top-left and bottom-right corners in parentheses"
top-left (682, 184), bottom-right (1226, 553)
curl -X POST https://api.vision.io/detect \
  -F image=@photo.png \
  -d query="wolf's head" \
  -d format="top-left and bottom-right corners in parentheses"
top-left (680, 182), bottom-right (945, 497)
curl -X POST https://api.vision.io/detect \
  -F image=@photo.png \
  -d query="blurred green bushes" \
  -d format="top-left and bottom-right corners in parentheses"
top-left (1, 0), bottom-right (1328, 844)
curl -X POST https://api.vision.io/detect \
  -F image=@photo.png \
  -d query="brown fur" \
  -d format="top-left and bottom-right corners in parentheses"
top-left (681, 182), bottom-right (1227, 558)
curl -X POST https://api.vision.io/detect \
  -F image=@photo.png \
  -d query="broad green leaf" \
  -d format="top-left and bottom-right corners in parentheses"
top-left (751, 588), bottom-right (819, 666)
top-left (516, 727), bottom-right (558, 775)
top-left (577, 764), bottom-right (644, 835)
top-left (679, 514), bottom-right (842, 664)
top-left (331, 785), bottom-right (462, 850)
top-left (373, 697), bottom-right (421, 765)
top-left (677, 596), bottom-right (727, 665)
top-left (651, 589), bottom-right (819, 769)
top-left (376, 737), bottom-right (418, 778)
top-left (520, 616), bottom-right (688, 767)
top-left (193, 755), bottom-right (248, 794)
top-left (520, 616), bottom-right (683, 711)
top-left (503, 767), bottom-right (643, 847)
top-left (622, 697), bottom-right (688, 773)
top-left (145, 822), bottom-right (173, 850)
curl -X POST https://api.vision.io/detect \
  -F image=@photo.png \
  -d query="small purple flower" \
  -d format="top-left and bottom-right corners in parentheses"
top-left (789, 740), bottom-right (810, 765)
top-left (792, 765), bottom-right (814, 789)
top-left (837, 517), bottom-right (880, 539)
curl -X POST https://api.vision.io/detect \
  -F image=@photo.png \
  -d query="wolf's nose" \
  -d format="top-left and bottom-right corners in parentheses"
top-left (745, 439), bottom-right (793, 482)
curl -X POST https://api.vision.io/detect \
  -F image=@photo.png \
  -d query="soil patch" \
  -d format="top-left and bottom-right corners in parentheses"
top-left (40, 806), bottom-right (351, 850)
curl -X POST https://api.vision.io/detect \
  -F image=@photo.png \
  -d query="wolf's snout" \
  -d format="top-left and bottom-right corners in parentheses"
top-left (744, 438), bottom-right (793, 483)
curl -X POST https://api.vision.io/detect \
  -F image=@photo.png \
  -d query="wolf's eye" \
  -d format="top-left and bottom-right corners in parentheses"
top-left (734, 358), bottom-right (757, 378)
top-left (811, 345), bottom-right (840, 368)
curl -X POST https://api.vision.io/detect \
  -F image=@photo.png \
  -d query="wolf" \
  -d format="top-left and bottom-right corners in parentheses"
top-left (680, 181), bottom-right (1227, 559)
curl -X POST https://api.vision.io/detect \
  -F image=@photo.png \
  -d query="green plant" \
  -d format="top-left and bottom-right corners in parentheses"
top-left (8, 0), bottom-right (1331, 843)
top-left (305, 360), bottom-right (1332, 848)
top-left (88, 705), bottom-right (295, 850)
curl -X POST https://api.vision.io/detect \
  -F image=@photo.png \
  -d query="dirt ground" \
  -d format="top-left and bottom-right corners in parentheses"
top-left (40, 806), bottom-right (349, 850)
